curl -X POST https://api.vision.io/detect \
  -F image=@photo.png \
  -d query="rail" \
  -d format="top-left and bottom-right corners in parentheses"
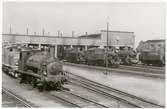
top-left (2, 87), bottom-right (35, 107)
top-left (64, 62), bottom-right (165, 79)
top-left (67, 71), bottom-right (164, 108)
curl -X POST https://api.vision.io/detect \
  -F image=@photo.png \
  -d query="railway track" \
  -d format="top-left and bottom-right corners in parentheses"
top-left (65, 62), bottom-right (165, 79)
top-left (50, 91), bottom-right (109, 108)
top-left (120, 65), bottom-right (165, 74)
top-left (2, 87), bottom-right (35, 107)
top-left (67, 72), bottom-right (164, 108)
top-left (131, 64), bottom-right (165, 70)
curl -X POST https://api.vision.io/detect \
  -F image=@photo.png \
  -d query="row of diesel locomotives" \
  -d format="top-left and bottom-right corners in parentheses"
top-left (2, 44), bottom-right (68, 91)
top-left (61, 47), bottom-right (137, 68)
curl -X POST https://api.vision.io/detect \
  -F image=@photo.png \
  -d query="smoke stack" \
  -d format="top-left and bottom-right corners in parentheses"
top-left (26, 28), bottom-right (29, 35)
top-left (85, 32), bottom-right (88, 36)
top-left (42, 28), bottom-right (45, 36)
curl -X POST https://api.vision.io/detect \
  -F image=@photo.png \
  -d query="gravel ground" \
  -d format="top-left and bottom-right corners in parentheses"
top-left (2, 91), bottom-right (27, 107)
top-left (63, 64), bottom-right (165, 106)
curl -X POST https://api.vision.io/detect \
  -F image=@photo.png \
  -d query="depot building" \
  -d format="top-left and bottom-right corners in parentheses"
top-left (3, 30), bottom-right (135, 57)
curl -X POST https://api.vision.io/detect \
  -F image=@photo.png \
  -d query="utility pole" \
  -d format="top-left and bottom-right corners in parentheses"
top-left (105, 20), bottom-right (109, 75)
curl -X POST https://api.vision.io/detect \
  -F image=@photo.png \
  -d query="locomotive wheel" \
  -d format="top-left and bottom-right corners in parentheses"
top-left (20, 74), bottom-right (28, 84)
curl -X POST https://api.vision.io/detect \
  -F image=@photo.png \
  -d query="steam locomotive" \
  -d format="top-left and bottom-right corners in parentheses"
top-left (137, 40), bottom-right (165, 66)
top-left (139, 49), bottom-right (165, 66)
top-left (62, 47), bottom-right (121, 67)
top-left (2, 44), bottom-right (67, 91)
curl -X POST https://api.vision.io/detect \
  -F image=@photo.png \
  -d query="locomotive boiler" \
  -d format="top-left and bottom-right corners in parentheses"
top-left (18, 49), bottom-right (67, 91)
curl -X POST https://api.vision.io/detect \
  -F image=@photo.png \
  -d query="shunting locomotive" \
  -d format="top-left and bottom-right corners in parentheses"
top-left (2, 44), bottom-right (68, 91)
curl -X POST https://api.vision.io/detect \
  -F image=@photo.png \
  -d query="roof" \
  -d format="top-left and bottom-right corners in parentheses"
top-left (78, 34), bottom-right (101, 38)
top-left (101, 30), bottom-right (134, 33)
top-left (146, 39), bottom-right (165, 43)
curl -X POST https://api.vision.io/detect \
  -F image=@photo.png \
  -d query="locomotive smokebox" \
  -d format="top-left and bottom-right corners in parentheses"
top-left (47, 61), bottom-right (63, 75)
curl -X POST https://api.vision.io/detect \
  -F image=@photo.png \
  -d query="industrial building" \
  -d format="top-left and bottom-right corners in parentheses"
top-left (3, 30), bottom-right (135, 58)
top-left (136, 39), bottom-right (165, 52)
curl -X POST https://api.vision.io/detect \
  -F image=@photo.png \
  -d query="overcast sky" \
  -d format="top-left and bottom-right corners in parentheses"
top-left (3, 2), bottom-right (165, 48)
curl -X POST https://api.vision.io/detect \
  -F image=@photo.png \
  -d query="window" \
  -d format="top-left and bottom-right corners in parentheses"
top-left (150, 44), bottom-right (155, 49)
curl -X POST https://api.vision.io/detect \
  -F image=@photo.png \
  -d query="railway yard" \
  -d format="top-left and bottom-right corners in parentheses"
top-left (2, 2), bottom-right (166, 108)
top-left (2, 61), bottom-right (165, 108)
top-left (2, 33), bottom-right (166, 108)
top-left (2, 31), bottom-right (166, 108)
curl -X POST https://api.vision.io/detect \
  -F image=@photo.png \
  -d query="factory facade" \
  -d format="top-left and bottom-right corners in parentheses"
top-left (3, 30), bottom-right (135, 57)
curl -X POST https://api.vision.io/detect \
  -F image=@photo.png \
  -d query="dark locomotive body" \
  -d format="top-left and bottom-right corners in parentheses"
top-left (63, 47), bottom-right (120, 68)
top-left (64, 48), bottom-right (85, 63)
top-left (3, 45), bottom-right (67, 91)
top-left (137, 40), bottom-right (165, 66)
top-left (139, 50), bottom-right (165, 66)
top-left (85, 48), bottom-right (120, 67)
top-left (117, 48), bottom-right (138, 65)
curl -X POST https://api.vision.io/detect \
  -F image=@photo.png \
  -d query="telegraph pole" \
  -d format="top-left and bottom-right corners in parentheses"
top-left (105, 20), bottom-right (109, 75)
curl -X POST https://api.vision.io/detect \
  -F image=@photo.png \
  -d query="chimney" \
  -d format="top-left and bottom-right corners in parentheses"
top-left (26, 28), bottom-right (29, 35)
top-left (42, 28), bottom-right (45, 36)
top-left (85, 32), bottom-right (88, 36)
